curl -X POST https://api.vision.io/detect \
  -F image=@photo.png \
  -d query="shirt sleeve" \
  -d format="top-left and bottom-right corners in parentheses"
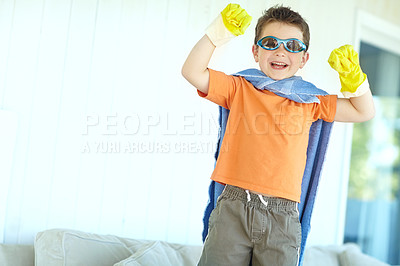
top-left (312, 95), bottom-right (338, 122)
top-left (197, 69), bottom-right (239, 110)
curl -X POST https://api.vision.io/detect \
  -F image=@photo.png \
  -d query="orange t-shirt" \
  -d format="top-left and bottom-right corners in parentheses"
top-left (198, 69), bottom-right (337, 202)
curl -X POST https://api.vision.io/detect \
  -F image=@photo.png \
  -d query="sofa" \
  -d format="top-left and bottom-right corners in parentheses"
top-left (0, 228), bottom-right (391, 266)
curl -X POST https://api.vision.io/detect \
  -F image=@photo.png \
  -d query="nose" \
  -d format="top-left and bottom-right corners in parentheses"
top-left (274, 44), bottom-right (286, 56)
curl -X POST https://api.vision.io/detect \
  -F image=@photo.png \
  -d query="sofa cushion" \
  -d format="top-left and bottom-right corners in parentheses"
top-left (34, 229), bottom-right (152, 266)
top-left (0, 244), bottom-right (34, 266)
top-left (113, 240), bottom-right (202, 266)
top-left (339, 243), bottom-right (390, 266)
top-left (303, 245), bottom-right (344, 266)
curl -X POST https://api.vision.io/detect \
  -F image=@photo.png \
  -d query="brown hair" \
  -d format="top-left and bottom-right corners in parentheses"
top-left (254, 5), bottom-right (310, 51)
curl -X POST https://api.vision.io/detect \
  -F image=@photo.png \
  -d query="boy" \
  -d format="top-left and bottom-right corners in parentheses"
top-left (182, 4), bottom-right (375, 266)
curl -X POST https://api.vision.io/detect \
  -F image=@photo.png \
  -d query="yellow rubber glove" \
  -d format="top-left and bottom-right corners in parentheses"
top-left (328, 45), bottom-right (369, 97)
top-left (221, 4), bottom-right (252, 36)
top-left (206, 3), bottom-right (252, 47)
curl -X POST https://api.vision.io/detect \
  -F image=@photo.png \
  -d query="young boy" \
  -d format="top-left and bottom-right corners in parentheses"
top-left (182, 4), bottom-right (375, 266)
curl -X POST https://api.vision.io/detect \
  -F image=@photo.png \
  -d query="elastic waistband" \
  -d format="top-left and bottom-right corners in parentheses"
top-left (223, 185), bottom-right (298, 211)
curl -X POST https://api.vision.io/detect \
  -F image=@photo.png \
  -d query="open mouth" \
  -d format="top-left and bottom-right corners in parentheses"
top-left (271, 62), bottom-right (288, 69)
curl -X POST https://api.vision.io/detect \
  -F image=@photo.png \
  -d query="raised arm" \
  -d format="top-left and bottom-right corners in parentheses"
top-left (181, 35), bottom-right (215, 94)
top-left (335, 90), bottom-right (375, 122)
top-left (328, 45), bottom-right (376, 122)
top-left (181, 3), bottom-right (252, 94)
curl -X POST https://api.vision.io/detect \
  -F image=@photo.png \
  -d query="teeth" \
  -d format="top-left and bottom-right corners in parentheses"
top-left (273, 62), bottom-right (286, 66)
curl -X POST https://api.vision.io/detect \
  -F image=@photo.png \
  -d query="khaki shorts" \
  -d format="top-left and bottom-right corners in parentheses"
top-left (198, 185), bottom-right (301, 266)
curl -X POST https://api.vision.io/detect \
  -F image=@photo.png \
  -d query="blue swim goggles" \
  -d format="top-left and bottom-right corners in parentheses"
top-left (257, 36), bottom-right (307, 53)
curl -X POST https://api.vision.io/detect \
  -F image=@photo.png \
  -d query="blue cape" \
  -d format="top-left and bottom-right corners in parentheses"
top-left (202, 69), bottom-right (334, 266)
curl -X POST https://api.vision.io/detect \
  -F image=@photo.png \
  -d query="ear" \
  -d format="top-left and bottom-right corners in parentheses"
top-left (299, 51), bottom-right (310, 69)
top-left (252, 44), bottom-right (259, 63)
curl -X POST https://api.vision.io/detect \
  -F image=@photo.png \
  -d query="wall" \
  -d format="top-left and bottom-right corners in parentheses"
top-left (1, 0), bottom-right (399, 247)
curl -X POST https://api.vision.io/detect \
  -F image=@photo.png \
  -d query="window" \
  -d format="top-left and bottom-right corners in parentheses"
top-left (344, 42), bottom-right (400, 264)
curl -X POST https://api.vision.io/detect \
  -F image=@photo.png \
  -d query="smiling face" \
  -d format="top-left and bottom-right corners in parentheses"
top-left (252, 22), bottom-right (309, 80)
